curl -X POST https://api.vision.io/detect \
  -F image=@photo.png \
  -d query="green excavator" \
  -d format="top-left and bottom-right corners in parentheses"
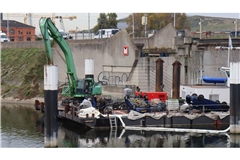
top-left (39, 17), bottom-right (102, 105)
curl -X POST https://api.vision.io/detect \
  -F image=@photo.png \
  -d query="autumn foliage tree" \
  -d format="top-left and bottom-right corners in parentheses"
top-left (92, 13), bottom-right (118, 33)
top-left (126, 13), bottom-right (190, 37)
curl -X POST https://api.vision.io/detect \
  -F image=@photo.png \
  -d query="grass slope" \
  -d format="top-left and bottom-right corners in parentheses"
top-left (1, 48), bottom-right (47, 100)
top-left (186, 15), bottom-right (238, 38)
top-left (187, 15), bottom-right (237, 32)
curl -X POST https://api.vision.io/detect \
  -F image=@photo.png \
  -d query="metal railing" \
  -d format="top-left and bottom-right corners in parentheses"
top-left (68, 33), bottom-right (95, 40)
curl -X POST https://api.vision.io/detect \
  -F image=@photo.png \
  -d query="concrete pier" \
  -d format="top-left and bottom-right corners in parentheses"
top-left (44, 65), bottom-right (58, 147)
top-left (230, 61), bottom-right (240, 134)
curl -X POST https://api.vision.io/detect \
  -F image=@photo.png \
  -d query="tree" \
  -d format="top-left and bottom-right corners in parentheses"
top-left (92, 13), bottom-right (118, 33)
top-left (126, 13), bottom-right (173, 37)
top-left (125, 13), bottom-right (191, 37)
top-left (176, 13), bottom-right (191, 30)
top-left (107, 13), bottom-right (118, 28)
top-left (159, 13), bottom-right (190, 30)
top-left (125, 13), bottom-right (145, 37)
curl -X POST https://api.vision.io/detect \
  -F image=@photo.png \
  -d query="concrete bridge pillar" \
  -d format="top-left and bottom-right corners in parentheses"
top-left (135, 43), bottom-right (144, 57)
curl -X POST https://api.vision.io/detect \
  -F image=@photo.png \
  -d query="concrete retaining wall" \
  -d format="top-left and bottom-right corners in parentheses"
top-left (51, 29), bottom-right (139, 84)
top-left (133, 23), bottom-right (177, 49)
top-left (2, 25), bottom-right (240, 98)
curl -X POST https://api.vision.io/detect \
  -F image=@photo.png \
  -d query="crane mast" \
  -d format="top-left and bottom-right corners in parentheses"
top-left (55, 16), bottom-right (65, 32)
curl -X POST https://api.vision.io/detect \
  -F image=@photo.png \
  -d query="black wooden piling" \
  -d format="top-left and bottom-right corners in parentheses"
top-left (156, 58), bottom-right (164, 92)
top-left (44, 65), bottom-right (58, 147)
top-left (230, 62), bottom-right (240, 134)
top-left (172, 61), bottom-right (181, 99)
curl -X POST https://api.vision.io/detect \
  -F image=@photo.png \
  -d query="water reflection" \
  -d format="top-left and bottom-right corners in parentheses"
top-left (1, 103), bottom-right (44, 148)
top-left (1, 103), bottom-right (240, 148)
top-left (57, 125), bottom-right (233, 148)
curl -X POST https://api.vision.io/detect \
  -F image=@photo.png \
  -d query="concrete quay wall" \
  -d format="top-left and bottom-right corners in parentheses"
top-left (2, 26), bottom-right (240, 98)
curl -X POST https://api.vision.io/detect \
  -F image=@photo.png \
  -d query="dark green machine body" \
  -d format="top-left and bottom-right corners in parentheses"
top-left (39, 17), bottom-right (102, 103)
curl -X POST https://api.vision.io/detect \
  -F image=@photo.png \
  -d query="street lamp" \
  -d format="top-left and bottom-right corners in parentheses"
top-left (199, 18), bottom-right (204, 39)
top-left (142, 14), bottom-right (147, 37)
top-left (75, 27), bottom-right (78, 40)
top-left (88, 13), bottom-right (91, 39)
top-left (170, 13), bottom-right (176, 28)
top-left (100, 19), bottom-right (104, 39)
top-left (6, 13), bottom-right (9, 37)
top-left (233, 19), bottom-right (238, 38)
top-left (173, 13), bottom-right (175, 28)
top-left (132, 13), bottom-right (135, 38)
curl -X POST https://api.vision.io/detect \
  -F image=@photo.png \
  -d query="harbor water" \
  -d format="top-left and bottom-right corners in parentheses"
top-left (1, 103), bottom-right (240, 148)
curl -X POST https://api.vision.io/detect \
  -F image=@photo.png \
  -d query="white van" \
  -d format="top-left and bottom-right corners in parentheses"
top-left (94, 29), bottom-right (120, 39)
top-left (59, 29), bottom-right (68, 40)
top-left (49, 29), bottom-right (68, 40)
top-left (0, 31), bottom-right (10, 42)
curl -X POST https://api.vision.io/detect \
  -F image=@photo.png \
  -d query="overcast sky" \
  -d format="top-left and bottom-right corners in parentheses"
top-left (1, 0), bottom-right (239, 35)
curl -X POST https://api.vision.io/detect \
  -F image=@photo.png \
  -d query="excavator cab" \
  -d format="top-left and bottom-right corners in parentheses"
top-left (84, 79), bottom-right (93, 95)
top-left (74, 78), bottom-right (95, 96)
top-left (76, 79), bottom-right (85, 95)
top-left (75, 78), bottom-right (101, 97)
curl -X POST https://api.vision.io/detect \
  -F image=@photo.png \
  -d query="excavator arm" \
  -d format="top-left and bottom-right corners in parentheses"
top-left (39, 17), bottom-right (78, 96)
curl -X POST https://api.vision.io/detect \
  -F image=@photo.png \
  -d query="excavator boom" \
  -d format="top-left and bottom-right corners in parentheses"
top-left (39, 17), bottom-right (102, 102)
top-left (39, 17), bottom-right (78, 95)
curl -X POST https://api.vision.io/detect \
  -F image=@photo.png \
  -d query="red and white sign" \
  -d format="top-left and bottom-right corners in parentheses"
top-left (123, 46), bottom-right (128, 56)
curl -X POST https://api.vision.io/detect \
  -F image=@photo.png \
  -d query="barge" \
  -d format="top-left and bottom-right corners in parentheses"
top-left (56, 106), bottom-right (230, 130)
top-left (35, 88), bottom-right (230, 130)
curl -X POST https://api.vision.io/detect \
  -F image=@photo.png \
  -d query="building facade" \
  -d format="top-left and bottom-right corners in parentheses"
top-left (1, 20), bottom-right (35, 42)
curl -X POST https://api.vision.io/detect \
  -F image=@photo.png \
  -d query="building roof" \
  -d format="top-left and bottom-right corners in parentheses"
top-left (1, 20), bottom-right (35, 28)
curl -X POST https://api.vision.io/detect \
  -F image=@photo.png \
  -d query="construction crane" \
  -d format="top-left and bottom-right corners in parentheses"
top-left (3, 13), bottom-right (29, 24)
top-left (57, 16), bottom-right (65, 32)
top-left (3, 13), bottom-right (77, 27)
top-left (3, 13), bottom-right (51, 25)
top-left (55, 15), bottom-right (77, 32)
